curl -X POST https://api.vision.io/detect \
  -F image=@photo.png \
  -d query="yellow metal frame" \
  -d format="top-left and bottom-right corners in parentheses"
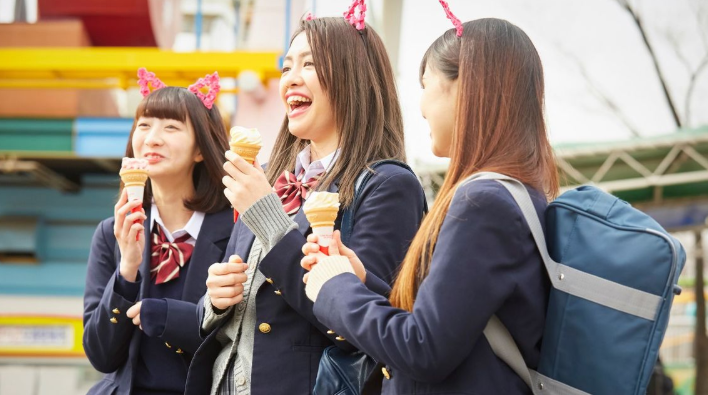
top-left (0, 47), bottom-right (282, 90)
top-left (0, 315), bottom-right (84, 358)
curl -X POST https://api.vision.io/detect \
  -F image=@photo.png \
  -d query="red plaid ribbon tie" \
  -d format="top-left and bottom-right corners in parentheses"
top-left (274, 170), bottom-right (321, 215)
top-left (150, 226), bottom-right (194, 285)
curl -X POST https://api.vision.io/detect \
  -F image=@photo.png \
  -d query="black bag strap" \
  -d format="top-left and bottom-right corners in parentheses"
top-left (340, 160), bottom-right (428, 245)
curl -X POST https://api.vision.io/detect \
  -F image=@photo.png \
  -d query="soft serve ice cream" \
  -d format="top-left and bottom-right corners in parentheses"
top-left (229, 126), bottom-right (262, 164)
top-left (303, 192), bottom-right (340, 255)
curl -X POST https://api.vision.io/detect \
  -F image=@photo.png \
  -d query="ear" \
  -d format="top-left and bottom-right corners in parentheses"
top-left (195, 151), bottom-right (204, 163)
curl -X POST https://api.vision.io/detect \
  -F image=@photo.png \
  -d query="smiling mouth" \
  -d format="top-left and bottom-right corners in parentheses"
top-left (287, 95), bottom-right (312, 115)
top-left (144, 154), bottom-right (164, 163)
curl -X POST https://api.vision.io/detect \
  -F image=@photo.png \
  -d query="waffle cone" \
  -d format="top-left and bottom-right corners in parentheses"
top-left (305, 207), bottom-right (338, 228)
top-left (230, 143), bottom-right (262, 164)
top-left (119, 169), bottom-right (149, 187)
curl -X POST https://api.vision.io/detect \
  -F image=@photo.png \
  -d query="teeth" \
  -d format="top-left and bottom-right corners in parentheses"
top-left (287, 95), bottom-right (312, 105)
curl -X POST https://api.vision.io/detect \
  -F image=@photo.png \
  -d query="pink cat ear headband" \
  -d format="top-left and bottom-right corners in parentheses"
top-left (438, 0), bottom-right (463, 37)
top-left (137, 67), bottom-right (221, 110)
top-left (306, 0), bottom-right (461, 37)
top-left (303, 0), bottom-right (366, 31)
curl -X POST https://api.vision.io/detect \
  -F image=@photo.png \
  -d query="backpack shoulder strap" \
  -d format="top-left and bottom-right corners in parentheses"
top-left (340, 160), bottom-right (428, 245)
top-left (463, 172), bottom-right (592, 395)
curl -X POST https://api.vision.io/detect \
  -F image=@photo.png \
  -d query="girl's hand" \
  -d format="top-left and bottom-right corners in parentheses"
top-left (301, 230), bottom-right (366, 283)
top-left (222, 151), bottom-right (272, 213)
top-left (206, 255), bottom-right (249, 311)
top-left (126, 301), bottom-right (142, 329)
top-left (114, 188), bottom-right (147, 282)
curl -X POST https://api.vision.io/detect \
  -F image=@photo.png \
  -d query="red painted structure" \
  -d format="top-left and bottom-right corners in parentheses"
top-left (38, 0), bottom-right (180, 48)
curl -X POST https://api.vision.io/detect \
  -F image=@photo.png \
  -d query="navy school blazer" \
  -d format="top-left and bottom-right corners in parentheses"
top-left (312, 180), bottom-right (551, 395)
top-left (185, 163), bottom-right (426, 395)
top-left (83, 208), bottom-right (233, 395)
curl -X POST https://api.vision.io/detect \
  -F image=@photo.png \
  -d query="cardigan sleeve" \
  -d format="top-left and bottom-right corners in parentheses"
top-left (312, 181), bottom-right (541, 382)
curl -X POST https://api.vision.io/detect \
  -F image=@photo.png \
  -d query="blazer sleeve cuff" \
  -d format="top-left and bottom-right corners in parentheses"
top-left (305, 256), bottom-right (356, 302)
top-left (113, 268), bottom-right (141, 302)
top-left (139, 298), bottom-right (167, 337)
top-left (201, 293), bottom-right (232, 332)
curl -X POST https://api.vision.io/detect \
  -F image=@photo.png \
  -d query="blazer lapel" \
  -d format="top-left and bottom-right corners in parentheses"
top-left (139, 211), bottom-right (152, 298)
top-left (181, 210), bottom-right (232, 303)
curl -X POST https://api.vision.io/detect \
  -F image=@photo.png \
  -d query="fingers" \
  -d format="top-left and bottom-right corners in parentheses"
top-left (328, 234), bottom-right (340, 256)
top-left (126, 222), bottom-right (145, 245)
top-left (211, 295), bottom-right (243, 310)
top-left (333, 231), bottom-right (354, 257)
top-left (208, 262), bottom-right (248, 276)
top-left (228, 254), bottom-right (243, 264)
top-left (225, 150), bottom-right (255, 173)
top-left (114, 188), bottom-right (127, 213)
top-left (209, 284), bottom-right (245, 299)
top-left (301, 255), bottom-right (317, 271)
top-left (306, 234), bottom-right (318, 243)
top-left (126, 302), bottom-right (141, 318)
top-left (127, 302), bottom-right (141, 327)
top-left (303, 272), bottom-right (309, 284)
top-left (301, 241), bottom-right (320, 256)
top-left (206, 272), bottom-right (248, 288)
top-left (119, 204), bottom-right (145, 240)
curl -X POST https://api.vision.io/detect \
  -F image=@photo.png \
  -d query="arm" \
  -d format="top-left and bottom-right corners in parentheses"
top-left (257, 169), bottom-right (425, 342)
top-left (312, 183), bottom-right (533, 382)
top-left (137, 298), bottom-right (203, 354)
top-left (82, 219), bottom-right (141, 373)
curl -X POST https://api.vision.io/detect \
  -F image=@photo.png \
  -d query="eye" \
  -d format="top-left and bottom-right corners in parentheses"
top-left (138, 123), bottom-right (149, 128)
top-left (281, 66), bottom-right (291, 74)
top-left (304, 61), bottom-right (314, 67)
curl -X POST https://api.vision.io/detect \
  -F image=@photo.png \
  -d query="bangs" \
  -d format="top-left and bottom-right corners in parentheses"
top-left (135, 87), bottom-right (189, 122)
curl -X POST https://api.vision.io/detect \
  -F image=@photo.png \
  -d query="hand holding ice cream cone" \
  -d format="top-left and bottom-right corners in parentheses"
top-left (120, 158), bottom-right (149, 240)
top-left (228, 126), bottom-right (263, 222)
top-left (303, 192), bottom-right (340, 255)
top-left (301, 231), bottom-right (367, 284)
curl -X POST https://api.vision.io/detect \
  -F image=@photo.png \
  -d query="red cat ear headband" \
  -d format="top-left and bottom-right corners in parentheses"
top-left (438, 0), bottom-right (463, 37)
top-left (137, 67), bottom-right (221, 110)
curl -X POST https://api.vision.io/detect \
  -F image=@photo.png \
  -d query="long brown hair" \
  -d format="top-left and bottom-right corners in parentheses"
top-left (123, 86), bottom-right (230, 213)
top-left (390, 18), bottom-right (559, 311)
top-left (265, 17), bottom-right (405, 206)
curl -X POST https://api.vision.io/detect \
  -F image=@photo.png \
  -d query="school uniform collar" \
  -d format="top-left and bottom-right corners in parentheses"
top-left (150, 203), bottom-right (205, 243)
top-left (295, 145), bottom-right (340, 181)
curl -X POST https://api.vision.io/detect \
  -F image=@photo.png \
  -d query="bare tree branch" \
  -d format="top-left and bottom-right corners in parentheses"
top-left (616, 0), bottom-right (683, 128)
top-left (556, 45), bottom-right (641, 137)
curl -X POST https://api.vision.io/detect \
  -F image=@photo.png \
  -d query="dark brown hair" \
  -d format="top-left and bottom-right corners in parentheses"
top-left (390, 18), bottom-right (559, 311)
top-left (265, 17), bottom-right (406, 206)
top-left (123, 86), bottom-right (230, 213)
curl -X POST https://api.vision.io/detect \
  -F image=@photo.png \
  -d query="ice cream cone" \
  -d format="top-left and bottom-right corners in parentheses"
top-left (229, 142), bottom-right (261, 165)
top-left (304, 192), bottom-right (340, 255)
top-left (119, 168), bottom-right (149, 204)
top-left (304, 207), bottom-right (339, 228)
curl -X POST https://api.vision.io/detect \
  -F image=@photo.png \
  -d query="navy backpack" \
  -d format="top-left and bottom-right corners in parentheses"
top-left (465, 173), bottom-right (686, 395)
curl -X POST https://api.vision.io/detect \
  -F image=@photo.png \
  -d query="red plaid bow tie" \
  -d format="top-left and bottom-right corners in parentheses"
top-left (274, 170), bottom-right (321, 215)
top-left (150, 226), bottom-right (194, 285)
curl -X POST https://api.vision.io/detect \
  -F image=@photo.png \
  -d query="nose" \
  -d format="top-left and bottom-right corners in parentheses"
top-left (282, 65), bottom-right (303, 88)
top-left (144, 125), bottom-right (163, 147)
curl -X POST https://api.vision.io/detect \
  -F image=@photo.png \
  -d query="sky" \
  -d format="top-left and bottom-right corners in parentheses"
top-left (393, 0), bottom-right (708, 167)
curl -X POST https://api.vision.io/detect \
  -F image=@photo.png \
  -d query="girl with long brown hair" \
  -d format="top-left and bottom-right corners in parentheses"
top-left (302, 17), bottom-right (559, 394)
top-left (185, 13), bottom-right (426, 395)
